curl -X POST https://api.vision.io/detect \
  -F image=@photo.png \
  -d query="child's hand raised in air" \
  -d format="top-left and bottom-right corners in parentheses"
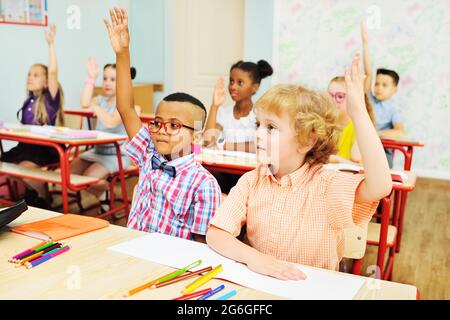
top-left (344, 54), bottom-right (366, 119)
top-left (212, 77), bottom-right (226, 107)
top-left (86, 58), bottom-right (100, 80)
top-left (104, 7), bottom-right (130, 54)
top-left (247, 252), bottom-right (306, 281)
top-left (45, 24), bottom-right (56, 45)
top-left (361, 21), bottom-right (369, 43)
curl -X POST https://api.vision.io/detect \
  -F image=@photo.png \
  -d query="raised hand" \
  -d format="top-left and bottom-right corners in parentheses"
top-left (45, 24), bottom-right (56, 45)
top-left (212, 77), bottom-right (226, 107)
top-left (361, 20), bottom-right (369, 43)
top-left (344, 54), bottom-right (366, 118)
top-left (104, 7), bottom-right (130, 54)
top-left (86, 58), bottom-right (100, 80)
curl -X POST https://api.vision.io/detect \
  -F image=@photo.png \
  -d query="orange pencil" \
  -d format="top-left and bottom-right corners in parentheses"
top-left (125, 269), bottom-right (189, 297)
top-left (17, 251), bottom-right (44, 266)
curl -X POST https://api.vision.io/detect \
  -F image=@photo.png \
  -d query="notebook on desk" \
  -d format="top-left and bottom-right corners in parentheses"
top-left (11, 214), bottom-right (110, 241)
top-left (27, 125), bottom-right (98, 140)
top-left (49, 130), bottom-right (98, 140)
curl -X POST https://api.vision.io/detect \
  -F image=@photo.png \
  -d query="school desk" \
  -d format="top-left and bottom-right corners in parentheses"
top-left (0, 127), bottom-right (129, 217)
top-left (0, 207), bottom-right (418, 300)
top-left (64, 110), bottom-right (155, 130)
top-left (381, 137), bottom-right (424, 171)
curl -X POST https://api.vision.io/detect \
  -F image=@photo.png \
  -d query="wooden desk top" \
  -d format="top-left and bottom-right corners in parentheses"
top-left (0, 208), bottom-right (417, 300)
top-left (0, 127), bottom-right (127, 146)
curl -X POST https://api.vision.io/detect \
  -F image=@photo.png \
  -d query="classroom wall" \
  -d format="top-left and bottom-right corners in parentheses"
top-left (244, 0), bottom-right (274, 101)
top-left (0, 0), bottom-right (131, 120)
top-left (129, 0), bottom-right (165, 101)
top-left (272, 0), bottom-right (450, 179)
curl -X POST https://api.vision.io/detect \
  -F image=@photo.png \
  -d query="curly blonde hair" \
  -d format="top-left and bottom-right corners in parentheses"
top-left (255, 84), bottom-right (341, 166)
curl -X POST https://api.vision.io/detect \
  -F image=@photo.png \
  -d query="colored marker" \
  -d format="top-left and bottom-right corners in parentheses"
top-left (9, 241), bottom-right (47, 261)
top-left (25, 246), bottom-right (70, 269)
top-left (26, 255), bottom-right (52, 269)
top-left (156, 260), bottom-right (202, 285)
top-left (216, 290), bottom-right (237, 300)
top-left (182, 264), bottom-right (223, 295)
top-left (197, 284), bottom-right (225, 300)
top-left (154, 267), bottom-right (213, 289)
top-left (173, 288), bottom-right (212, 300)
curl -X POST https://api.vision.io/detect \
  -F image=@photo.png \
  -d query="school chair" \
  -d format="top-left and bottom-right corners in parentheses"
top-left (366, 195), bottom-right (398, 281)
top-left (343, 225), bottom-right (368, 275)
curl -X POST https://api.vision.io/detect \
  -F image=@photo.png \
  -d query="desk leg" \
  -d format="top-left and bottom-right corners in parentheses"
top-left (396, 191), bottom-right (409, 253)
top-left (58, 145), bottom-right (70, 214)
top-left (114, 142), bottom-right (129, 217)
top-left (377, 196), bottom-right (391, 280)
top-left (404, 147), bottom-right (414, 171)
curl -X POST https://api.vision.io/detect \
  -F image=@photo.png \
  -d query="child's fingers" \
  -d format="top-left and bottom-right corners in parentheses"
top-left (351, 54), bottom-right (360, 82)
top-left (114, 7), bottom-right (123, 24)
top-left (344, 67), bottom-right (351, 84)
top-left (109, 9), bottom-right (117, 27)
top-left (121, 8), bottom-right (128, 24)
top-left (104, 19), bottom-right (113, 34)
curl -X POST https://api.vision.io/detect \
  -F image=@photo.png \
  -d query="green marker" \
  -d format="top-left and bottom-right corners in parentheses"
top-left (155, 260), bottom-right (202, 286)
top-left (34, 241), bottom-right (55, 252)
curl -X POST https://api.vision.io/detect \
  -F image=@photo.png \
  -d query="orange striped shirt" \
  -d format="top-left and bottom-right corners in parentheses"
top-left (209, 163), bottom-right (378, 270)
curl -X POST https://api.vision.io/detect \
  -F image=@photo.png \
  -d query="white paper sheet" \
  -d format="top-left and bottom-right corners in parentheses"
top-left (108, 233), bottom-right (365, 300)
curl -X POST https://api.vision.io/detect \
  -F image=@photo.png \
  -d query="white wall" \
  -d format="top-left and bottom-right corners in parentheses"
top-left (273, 0), bottom-right (450, 179)
top-left (0, 0), bottom-right (131, 123)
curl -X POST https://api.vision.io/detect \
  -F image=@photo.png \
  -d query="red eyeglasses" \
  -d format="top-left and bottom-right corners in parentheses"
top-left (329, 91), bottom-right (346, 103)
top-left (148, 119), bottom-right (195, 136)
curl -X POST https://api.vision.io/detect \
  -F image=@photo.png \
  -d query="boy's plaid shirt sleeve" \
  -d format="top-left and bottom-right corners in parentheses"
top-left (126, 126), bottom-right (156, 168)
top-left (190, 178), bottom-right (222, 236)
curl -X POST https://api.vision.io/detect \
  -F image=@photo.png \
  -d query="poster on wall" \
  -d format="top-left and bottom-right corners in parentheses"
top-left (0, 0), bottom-right (47, 26)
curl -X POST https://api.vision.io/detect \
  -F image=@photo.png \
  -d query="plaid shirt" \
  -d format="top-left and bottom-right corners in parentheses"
top-left (126, 126), bottom-right (221, 240)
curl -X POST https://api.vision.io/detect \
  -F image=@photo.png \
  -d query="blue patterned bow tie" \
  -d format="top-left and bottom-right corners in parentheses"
top-left (151, 155), bottom-right (176, 178)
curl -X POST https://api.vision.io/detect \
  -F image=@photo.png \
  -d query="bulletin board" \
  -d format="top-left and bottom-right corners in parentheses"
top-left (273, 0), bottom-right (450, 178)
top-left (0, 0), bottom-right (47, 26)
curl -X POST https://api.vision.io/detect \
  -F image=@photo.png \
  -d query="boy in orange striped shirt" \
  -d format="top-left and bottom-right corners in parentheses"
top-left (206, 55), bottom-right (392, 280)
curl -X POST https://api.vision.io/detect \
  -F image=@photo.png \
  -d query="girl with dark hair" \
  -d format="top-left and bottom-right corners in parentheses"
top-left (204, 60), bottom-right (273, 153)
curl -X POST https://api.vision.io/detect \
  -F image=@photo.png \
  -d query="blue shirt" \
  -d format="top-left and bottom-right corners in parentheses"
top-left (369, 92), bottom-right (402, 131)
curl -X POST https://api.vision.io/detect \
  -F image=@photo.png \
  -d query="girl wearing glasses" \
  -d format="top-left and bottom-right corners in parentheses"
top-left (70, 59), bottom-right (141, 215)
top-left (328, 76), bottom-right (375, 164)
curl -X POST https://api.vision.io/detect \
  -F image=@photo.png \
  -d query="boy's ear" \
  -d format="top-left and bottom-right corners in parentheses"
top-left (193, 129), bottom-right (203, 143)
top-left (298, 136), bottom-right (318, 154)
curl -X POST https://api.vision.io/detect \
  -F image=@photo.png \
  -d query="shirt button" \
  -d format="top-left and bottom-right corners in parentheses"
top-left (30, 99), bottom-right (34, 103)
top-left (28, 108), bottom-right (32, 111)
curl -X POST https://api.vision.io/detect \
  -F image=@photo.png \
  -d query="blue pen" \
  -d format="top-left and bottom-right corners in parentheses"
top-left (197, 284), bottom-right (225, 300)
top-left (26, 255), bottom-right (52, 269)
top-left (216, 290), bottom-right (237, 300)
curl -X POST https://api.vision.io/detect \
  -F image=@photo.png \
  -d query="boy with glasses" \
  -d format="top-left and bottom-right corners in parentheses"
top-left (104, 7), bottom-right (221, 242)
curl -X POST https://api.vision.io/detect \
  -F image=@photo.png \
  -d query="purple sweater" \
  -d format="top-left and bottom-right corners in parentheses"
top-left (20, 89), bottom-right (61, 125)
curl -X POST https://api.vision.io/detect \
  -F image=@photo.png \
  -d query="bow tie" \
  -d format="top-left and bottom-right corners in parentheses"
top-left (151, 155), bottom-right (176, 178)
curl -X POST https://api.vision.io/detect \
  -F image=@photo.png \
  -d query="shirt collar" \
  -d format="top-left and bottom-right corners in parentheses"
top-left (258, 162), bottom-right (313, 187)
top-left (153, 152), bottom-right (196, 176)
